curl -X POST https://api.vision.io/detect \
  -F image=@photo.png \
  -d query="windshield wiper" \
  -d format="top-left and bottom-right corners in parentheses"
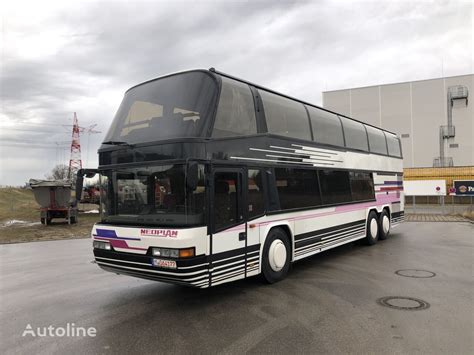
top-left (102, 140), bottom-right (134, 147)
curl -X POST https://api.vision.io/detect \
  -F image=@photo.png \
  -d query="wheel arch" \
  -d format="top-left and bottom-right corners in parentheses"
top-left (259, 222), bottom-right (294, 270)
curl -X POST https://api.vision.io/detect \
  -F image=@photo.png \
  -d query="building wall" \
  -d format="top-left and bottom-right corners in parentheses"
top-left (323, 74), bottom-right (474, 168)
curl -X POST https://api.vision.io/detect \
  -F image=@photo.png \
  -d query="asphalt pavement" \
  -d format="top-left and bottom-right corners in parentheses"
top-left (1, 221), bottom-right (473, 354)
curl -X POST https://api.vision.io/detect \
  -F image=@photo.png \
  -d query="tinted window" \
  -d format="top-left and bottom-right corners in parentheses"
top-left (104, 72), bottom-right (217, 144)
top-left (340, 117), bottom-right (369, 151)
top-left (260, 90), bottom-right (311, 140)
top-left (212, 77), bottom-right (257, 138)
top-left (306, 106), bottom-right (344, 147)
top-left (349, 172), bottom-right (375, 201)
top-left (385, 133), bottom-right (402, 157)
top-left (366, 125), bottom-right (388, 155)
top-left (274, 168), bottom-right (321, 210)
top-left (214, 172), bottom-right (241, 231)
top-left (319, 170), bottom-right (352, 204)
top-left (248, 169), bottom-right (265, 218)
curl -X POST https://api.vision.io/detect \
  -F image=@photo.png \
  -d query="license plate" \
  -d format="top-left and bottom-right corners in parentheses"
top-left (152, 258), bottom-right (177, 269)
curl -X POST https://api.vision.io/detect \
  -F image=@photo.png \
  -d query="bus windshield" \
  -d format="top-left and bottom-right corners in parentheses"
top-left (103, 72), bottom-right (218, 145)
top-left (99, 164), bottom-right (206, 227)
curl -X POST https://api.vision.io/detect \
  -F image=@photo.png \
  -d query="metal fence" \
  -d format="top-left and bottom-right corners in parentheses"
top-left (405, 195), bottom-right (473, 215)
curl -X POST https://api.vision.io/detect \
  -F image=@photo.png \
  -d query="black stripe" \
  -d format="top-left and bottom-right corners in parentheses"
top-left (294, 219), bottom-right (366, 242)
top-left (295, 227), bottom-right (365, 253)
top-left (94, 249), bottom-right (208, 272)
top-left (210, 244), bottom-right (260, 262)
top-left (98, 264), bottom-right (209, 285)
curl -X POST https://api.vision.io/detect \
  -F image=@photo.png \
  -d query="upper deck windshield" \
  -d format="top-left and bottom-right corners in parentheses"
top-left (103, 71), bottom-right (218, 145)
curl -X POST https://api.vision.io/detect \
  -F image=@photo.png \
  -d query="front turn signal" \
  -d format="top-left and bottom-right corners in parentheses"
top-left (179, 248), bottom-right (195, 258)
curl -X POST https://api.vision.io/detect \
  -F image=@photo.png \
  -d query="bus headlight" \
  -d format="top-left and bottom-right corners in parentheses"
top-left (151, 247), bottom-right (194, 258)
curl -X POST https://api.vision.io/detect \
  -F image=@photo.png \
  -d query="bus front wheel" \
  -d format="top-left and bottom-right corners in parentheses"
top-left (261, 228), bottom-right (291, 284)
top-left (365, 211), bottom-right (379, 245)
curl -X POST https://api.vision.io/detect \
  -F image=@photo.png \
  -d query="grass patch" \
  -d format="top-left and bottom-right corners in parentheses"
top-left (0, 187), bottom-right (100, 244)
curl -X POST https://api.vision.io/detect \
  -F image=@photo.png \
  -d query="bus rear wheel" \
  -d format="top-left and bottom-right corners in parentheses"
top-left (365, 211), bottom-right (379, 245)
top-left (378, 210), bottom-right (390, 240)
top-left (261, 228), bottom-right (291, 284)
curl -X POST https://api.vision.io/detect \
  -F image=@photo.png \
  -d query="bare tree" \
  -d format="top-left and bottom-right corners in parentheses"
top-left (46, 164), bottom-right (70, 180)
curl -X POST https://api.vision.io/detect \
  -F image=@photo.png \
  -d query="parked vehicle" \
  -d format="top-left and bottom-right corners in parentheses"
top-left (29, 179), bottom-right (78, 224)
top-left (77, 68), bottom-right (404, 287)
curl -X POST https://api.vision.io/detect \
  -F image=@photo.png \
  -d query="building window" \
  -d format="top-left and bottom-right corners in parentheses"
top-left (366, 125), bottom-right (388, 155)
top-left (260, 90), bottom-right (312, 140)
top-left (349, 172), bottom-right (375, 201)
top-left (306, 106), bottom-right (345, 147)
top-left (212, 77), bottom-right (257, 138)
top-left (248, 169), bottom-right (265, 218)
top-left (319, 170), bottom-right (352, 204)
top-left (340, 117), bottom-right (369, 151)
top-left (385, 132), bottom-right (402, 157)
top-left (274, 168), bottom-right (321, 210)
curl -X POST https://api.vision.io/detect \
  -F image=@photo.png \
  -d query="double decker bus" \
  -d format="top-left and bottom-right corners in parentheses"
top-left (79, 68), bottom-right (404, 288)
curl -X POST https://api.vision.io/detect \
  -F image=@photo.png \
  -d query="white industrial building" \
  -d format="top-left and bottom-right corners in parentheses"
top-left (323, 74), bottom-right (473, 168)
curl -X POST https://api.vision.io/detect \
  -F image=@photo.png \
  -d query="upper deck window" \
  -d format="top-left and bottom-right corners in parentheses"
top-left (385, 132), bottom-right (402, 157)
top-left (366, 125), bottom-right (388, 155)
top-left (340, 117), bottom-right (369, 151)
top-left (103, 72), bottom-right (218, 145)
top-left (306, 106), bottom-right (345, 147)
top-left (212, 77), bottom-right (257, 138)
top-left (260, 90), bottom-right (311, 140)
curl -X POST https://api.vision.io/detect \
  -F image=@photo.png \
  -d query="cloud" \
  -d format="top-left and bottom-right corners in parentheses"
top-left (1, 0), bottom-right (472, 185)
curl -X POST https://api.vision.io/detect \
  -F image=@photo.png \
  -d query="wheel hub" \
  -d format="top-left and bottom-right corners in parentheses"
top-left (370, 218), bottom-right (378, 239)
top-left (382, 215), bottom-right (390, 234)
top-left (269, 240), bottom-right (287, 272)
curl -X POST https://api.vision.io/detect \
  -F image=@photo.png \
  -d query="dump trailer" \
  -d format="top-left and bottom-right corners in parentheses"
top-left (29, 179), bottom-right (78, 225)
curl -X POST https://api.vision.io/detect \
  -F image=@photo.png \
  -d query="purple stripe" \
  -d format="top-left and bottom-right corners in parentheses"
top-left (384, 180), bottom-right (403, 185)
top-left (94, 229), bottom-right (141, 241)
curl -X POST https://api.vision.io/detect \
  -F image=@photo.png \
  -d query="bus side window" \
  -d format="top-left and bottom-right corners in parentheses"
top-left (248, 169), bottom-right (265, 219)
top-left (212, 77), bottom-right (257, 138)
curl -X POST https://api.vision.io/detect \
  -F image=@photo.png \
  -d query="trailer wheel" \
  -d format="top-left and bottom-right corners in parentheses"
top-left (261, 228), bottom-right (291, 284)
top-left (40, 218), bottom-right (45, 225)
top-left (70, 216), bottom-right (77, 224)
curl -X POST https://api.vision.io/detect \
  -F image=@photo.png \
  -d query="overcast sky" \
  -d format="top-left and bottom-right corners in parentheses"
top-left (1, 0), bottom-right (472, 186)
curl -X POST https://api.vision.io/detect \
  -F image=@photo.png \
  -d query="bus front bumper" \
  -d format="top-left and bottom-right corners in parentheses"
top-left (93, 249), bottom-right (210, 288)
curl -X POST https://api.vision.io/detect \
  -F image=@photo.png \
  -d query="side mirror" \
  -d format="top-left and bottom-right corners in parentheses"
top-left (76, 169), bottom-right (98, 201)
top-left (76, 170), bottom-right (84, 201)
top-left (186, 162), bottom-right (199, 191)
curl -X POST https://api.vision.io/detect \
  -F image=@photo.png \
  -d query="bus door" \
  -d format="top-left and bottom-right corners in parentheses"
top-left (210, 167), bottom-right (249, 283)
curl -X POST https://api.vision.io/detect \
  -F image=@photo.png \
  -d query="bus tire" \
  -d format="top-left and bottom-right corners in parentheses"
top-left (365, 211), bottom-right (379, 245)
top-left (378, 209), bottom-right (390, 240)
top-left (261, 228), bottom-right (291, 284)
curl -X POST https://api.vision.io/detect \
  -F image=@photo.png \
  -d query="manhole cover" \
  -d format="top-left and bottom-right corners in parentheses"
top-left (395, 269), bottom-right (436, 278)
top-left (377, 296), bottom-right (430, 311)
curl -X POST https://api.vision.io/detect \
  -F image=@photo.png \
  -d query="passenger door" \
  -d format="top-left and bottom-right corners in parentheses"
top-left (210, 168), bottom-right (247, 285)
